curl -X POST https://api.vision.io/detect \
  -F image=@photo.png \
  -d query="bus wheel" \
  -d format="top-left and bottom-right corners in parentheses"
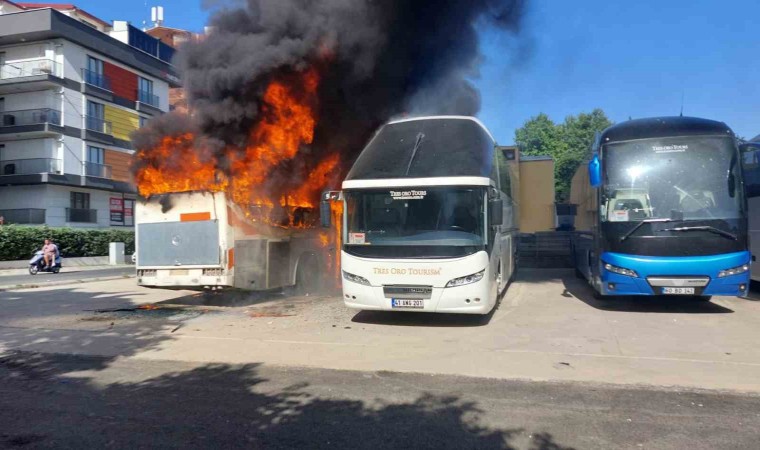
top-left (295, 254), bottom-right (321, 296)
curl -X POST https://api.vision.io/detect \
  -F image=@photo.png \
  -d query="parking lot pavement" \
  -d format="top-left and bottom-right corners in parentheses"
top-left (2, 269), bottom-right (760, 392)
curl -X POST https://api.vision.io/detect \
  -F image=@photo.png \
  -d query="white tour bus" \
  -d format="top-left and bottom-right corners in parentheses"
top-left (740, 141), bottom-right (760, 282)
top-left (333, 116), bottom-right (518, 314)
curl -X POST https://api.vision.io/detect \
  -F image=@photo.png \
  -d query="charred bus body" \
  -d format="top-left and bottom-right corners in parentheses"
top-left (739, 141), bottom-right (760, 281)
top-left (573, 116), bottom-right (749, 299)
top-left (135, 191), bottom-right (328, 293)
top-left (337, 116), bottom-right (518, 314)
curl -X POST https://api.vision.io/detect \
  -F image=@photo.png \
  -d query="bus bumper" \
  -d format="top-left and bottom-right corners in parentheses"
top-left (599, 251), bottom-right (751, 297)
top-left (343, 280), bottom-right (494, 314)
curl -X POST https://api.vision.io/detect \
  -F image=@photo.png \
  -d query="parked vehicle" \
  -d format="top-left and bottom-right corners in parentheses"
top-left (572, 116), bottom-right (749, 299)
top-left (135, 191), bottom-right (330, 292)
top-left (29, 250), bottom-right (62, 275)
top-left (331, 116), bottom-right (519, 315)
top-left (739, 141), bottom-right (760, 282)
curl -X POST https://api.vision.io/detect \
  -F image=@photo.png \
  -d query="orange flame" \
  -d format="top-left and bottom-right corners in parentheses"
top-left (135, 66), bottom-right (344, 287)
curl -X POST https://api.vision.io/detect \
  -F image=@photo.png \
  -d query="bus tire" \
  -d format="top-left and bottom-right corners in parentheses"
top-left (295, 253), bottom-right (321, 296)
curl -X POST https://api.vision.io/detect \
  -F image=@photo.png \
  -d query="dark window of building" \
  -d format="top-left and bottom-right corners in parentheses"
top-left (87, 56), bottom-right (103, 76)
top-left (87, 146), bottom-right (104, 164)
top-left (71, 192), bottom-right (90, 209)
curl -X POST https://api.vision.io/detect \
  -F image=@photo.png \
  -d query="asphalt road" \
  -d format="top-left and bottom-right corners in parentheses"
top-left (0, 266), bottom-right (134, 289)
top-left (1, 351), bottom-right (758, 449)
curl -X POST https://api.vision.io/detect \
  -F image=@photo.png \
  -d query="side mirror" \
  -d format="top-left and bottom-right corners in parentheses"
top-left (320, 192), bottom-right (332, 229)
top-left (489, 199), bottom-right (503, 226)
top-left (588, 154), bottom-right (602, 188)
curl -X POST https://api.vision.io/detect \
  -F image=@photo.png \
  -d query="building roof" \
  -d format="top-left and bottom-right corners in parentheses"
top-left (520, 155), bottom-right (553, 162)
top-left (16, 2), bottom-right (109, 27)
top-left (751, 134), bottom-right (760, 142)
top-left (601, 116), bottom-right (733, 143)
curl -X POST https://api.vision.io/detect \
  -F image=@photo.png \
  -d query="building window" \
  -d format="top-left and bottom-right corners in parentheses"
top-left (86, 101), bottom-right (109, 134)
top-left (70, 192), bottom-right (90, 210)
top-left (139, 116), bottom-right (148, 128)
top-left (85, 56), bottom-right (109, 90)
top-left (138, 77), bottom-right (158, 107)
top-left (87, 146), bottom-right (104, 164)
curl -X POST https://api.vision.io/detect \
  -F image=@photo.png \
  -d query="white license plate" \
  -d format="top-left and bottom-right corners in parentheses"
top-left (662, 287), bottom-right (695, 295)
top-left (391, 299), bottom-right (424, 309)
top-left (170, 269), bottom-right (189, 276)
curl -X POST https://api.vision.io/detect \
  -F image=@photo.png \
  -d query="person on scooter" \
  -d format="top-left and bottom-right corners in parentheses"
top-left (42, 239), bottom-right (58, 270)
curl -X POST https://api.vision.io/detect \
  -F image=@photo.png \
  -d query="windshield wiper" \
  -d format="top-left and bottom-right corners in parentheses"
top-left (619, 218), bottom-right (675, 242)
top-left (661, 226), bottom-right (737, 241)
top-left (405, 132), bottom-right (425, 175)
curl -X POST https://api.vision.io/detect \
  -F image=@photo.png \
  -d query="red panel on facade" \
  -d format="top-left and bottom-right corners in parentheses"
top-left (103, 62), bottom-right (137, 101)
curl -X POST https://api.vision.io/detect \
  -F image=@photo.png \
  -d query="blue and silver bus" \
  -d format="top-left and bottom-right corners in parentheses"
top-left (573, 116), bottom-right (749, 300)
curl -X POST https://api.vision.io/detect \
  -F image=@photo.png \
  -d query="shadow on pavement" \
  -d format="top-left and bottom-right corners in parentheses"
top-left (0, 351), bottom-right (572, 449)
top-left (561, 276), bottom-right (734, 314)
top-left (351, 309), bottom-right (495, 327)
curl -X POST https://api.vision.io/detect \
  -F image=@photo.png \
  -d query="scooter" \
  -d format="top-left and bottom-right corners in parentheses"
top-left (29, 251), bottom-right (62, 275)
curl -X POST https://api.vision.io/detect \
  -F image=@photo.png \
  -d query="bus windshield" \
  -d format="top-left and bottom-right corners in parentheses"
top-left (602, 136), bottom-right (743, 223)
top-left (345, 187), bottom-right (485, 247)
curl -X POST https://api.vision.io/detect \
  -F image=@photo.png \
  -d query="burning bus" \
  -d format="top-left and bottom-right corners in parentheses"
top-left (135, 191), bottom-right (331, 292)
top-left (333, 116), bottom-right (519, 314)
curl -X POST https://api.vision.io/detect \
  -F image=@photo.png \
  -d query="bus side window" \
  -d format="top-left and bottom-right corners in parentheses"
top-left (742, 145), bottom-right (760, 198)
top-left (495, 147), bottom-right (512, 198)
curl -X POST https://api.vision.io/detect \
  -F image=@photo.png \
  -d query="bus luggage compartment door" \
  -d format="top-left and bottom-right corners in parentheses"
top-left (137, 221), bottom-right (220, 267)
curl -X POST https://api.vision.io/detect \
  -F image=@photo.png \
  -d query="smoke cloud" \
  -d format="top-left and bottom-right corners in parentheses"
top-left (133, 0), bottom-right (528, 202)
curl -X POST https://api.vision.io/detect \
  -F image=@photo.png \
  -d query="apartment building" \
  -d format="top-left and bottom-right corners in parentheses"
top-left (0, 2), bottom-right (179, 228)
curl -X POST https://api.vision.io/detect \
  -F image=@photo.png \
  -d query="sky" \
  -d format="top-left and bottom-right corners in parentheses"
top-left (72, 0), bottom-right (760, 143)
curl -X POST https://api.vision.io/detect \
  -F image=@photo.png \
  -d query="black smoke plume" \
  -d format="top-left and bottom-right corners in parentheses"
top-left (133, 0), bottom-right (528, 200)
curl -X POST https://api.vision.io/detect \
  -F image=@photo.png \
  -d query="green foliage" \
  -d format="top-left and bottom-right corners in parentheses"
top-left (515, 109), bottom-right (613, 202)
top-left (0, 226), bottom-right (134, 261)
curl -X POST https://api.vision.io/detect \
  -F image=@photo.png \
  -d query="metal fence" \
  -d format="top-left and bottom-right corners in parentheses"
top-left (1, 158), bottom-right (61, 175)
top-left (81, 68), bottom-right (112, 91)
top-left (137, 89), bottom-right (160, 107)
top-left (0, 58), bottom-right (62, 79)
top-left (0, 209), bottom-right (46, 225)
top-left (84, 162), bottom-right (113, 179)
top-left (85, 115), bottom-right (113, 135)
top-left (0, 108), bottom-right (62, 127)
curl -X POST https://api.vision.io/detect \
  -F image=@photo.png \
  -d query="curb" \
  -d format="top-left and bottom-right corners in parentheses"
top-left (0, 274), bottom-right (136, 292)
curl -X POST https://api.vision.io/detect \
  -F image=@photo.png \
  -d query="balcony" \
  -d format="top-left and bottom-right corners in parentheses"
top-left (0, 208), bottom-right (46, 225)
top-left (1, 158), bottom-right (61, 176)
top-left (66, 208), bottom-right (97, 223)
top-left (84, 162), bottom-right (112, 179)
top-left (0, 59), bottom-right (63, 94)
top-left (81, 68), bottom-right (112, 91)
top-left (137, 89), bottom-right (160, 108)
top-left (0, 109), bottom-right (63, 139)
top-left (85, 116), bottom-right (112, 135)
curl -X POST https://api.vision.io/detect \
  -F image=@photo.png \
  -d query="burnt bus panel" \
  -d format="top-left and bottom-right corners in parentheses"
top-left (138, 221), bottom-right (220, 267)
top-left (233, 239), bottom-right (268, 290)
top-left (267, 241), bottom-right (291, 289)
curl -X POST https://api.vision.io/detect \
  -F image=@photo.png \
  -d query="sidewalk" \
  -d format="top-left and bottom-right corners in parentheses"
top-left (0, 264), bottom-right (133, 277)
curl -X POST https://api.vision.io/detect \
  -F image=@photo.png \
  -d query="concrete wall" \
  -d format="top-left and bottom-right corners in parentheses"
top-left (569, 164), bottom-right (598, 232)
top-left (518, 159), bottom-right (556, 233)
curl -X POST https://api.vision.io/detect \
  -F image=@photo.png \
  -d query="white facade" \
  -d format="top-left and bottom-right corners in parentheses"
top-left (0, 8), bottom-right (174, 229)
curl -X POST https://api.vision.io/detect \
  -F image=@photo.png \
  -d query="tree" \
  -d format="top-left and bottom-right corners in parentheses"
top-left (515, 109), bottom-right (612, 202)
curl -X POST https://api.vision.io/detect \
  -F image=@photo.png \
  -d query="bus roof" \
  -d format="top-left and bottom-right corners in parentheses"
top-left (601, 116), bottom-right (734, 143)
top-left (345, 116), bottom-right (497, 181)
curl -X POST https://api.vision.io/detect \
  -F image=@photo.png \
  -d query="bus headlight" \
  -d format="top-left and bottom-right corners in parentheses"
top-left (446, 270), bottom-right (485, 288)
top-left (342, 270), bottom-right (370, 286)
top-left (717, 264), bottom-right (750, 278)
top-left (603, 263), bottom-right (638, 278)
